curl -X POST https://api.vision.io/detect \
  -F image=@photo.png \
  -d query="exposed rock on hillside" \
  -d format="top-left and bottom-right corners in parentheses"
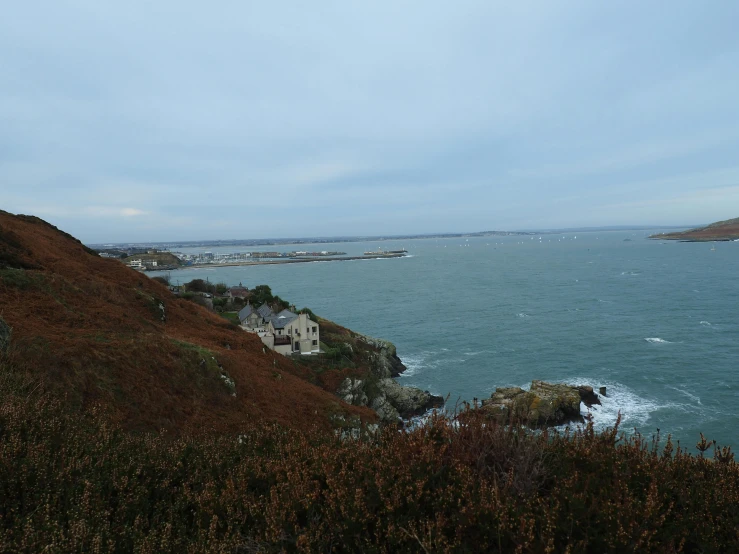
top-left (379, 378), bottom-right (444, 418)
top-left (357, 334), bottom-right (407, 377)
top-left (481, 380), bottom-right (601, 426)
top-left (338, 376), bottom-right (444, 423)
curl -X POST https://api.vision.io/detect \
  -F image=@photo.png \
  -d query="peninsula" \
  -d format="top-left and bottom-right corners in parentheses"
top-left (649, 217), bottom-right (739, 241)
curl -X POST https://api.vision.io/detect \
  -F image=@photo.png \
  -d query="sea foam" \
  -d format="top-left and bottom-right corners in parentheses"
top-left (550, 379), bottom-right (671, 432)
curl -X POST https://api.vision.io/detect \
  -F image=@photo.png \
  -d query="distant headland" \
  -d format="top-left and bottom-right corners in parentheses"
top-left (649, 217), bottom-right (739, 242)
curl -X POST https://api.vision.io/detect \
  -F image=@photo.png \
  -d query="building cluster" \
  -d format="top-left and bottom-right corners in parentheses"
top-left (172, 250), bottom-right (346, 265)
top-left (238, 303), bottom-right (320, 356)
top-left (175, 252), bottom-right (252, 265)
top-left (127, 259), bottom-right (158, 269)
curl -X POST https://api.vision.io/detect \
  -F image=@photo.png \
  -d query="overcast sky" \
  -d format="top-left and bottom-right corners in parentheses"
top-left (2, 1), bottom-right (739, 243)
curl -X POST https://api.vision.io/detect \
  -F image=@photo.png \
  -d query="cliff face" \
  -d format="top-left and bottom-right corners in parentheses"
top-left (649, 217), bottom-right (739, 241)
top-left (312, 327), bottom-right (444, 423)
top-left (0, 211), bottom-right (375, 433)
top-left (356, 334), bottom-right (407, 377)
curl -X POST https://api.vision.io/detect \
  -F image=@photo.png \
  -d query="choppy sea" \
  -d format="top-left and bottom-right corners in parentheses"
top-left (151, 231), bottom-right (739, 448)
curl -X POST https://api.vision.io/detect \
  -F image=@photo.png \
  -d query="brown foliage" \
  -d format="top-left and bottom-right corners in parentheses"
top-left (0, 210), bottom-right (374, 433)
top-left (2, 385), bottom-right (739, 553)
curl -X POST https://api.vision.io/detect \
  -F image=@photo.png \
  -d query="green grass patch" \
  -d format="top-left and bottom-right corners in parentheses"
top-left (0, 268), bottom-right (33, 289)
top-left (220, 312), bottom-right (240, 325)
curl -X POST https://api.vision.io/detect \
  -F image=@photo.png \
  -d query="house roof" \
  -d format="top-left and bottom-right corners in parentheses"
top-left (268, 310), bottom-right (298, 329)
top-left (238, 304), bottom-right (254, 321)
top-left (229, 287), bottom-right (249, 296)
top-left (257, 303), bottom-right (273, 318)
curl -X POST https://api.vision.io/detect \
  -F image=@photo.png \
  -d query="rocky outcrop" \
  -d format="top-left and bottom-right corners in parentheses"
top-left (481, 380), bottom-right (602, 426)
top-left (357, 335), bottom-right (407, 378)
top-left (378, 378), bottom-right (444, 418)
top-left (338, 376), bottom-right (444, 424)
top-left (337, 378), bottom-right (368, 407)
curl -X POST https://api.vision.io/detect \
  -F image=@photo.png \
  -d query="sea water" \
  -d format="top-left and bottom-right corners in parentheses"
top-left (152, 231), bottom-right (739, 448)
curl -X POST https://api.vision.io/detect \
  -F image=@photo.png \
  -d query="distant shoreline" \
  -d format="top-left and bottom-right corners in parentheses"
top-left (92, 225), bottom-right (695, 250)
top-left (152, 253), bottom-right (408, 271)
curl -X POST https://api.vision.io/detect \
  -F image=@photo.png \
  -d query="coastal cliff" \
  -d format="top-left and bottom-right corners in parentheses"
top-left (300, 321), bottom-right (444, 423)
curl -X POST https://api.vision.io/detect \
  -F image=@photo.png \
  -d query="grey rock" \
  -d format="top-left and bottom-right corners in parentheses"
top-left (337, 378), bottom-right (369, 407)
top-left (337, 376), bottom-right (443, 424)
top-left (358, 334), bottom-right (407, 377)
top-left (377, 378), bottom-right (444, 418)
top-left (369, 394), bottom-right (400, 423)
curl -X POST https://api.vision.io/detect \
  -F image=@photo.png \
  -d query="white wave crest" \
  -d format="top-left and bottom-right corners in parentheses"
top-left (516, 312), bottom-right (530, 318)
top-left (667, 386), bottom-right (702, 405)
top-left (644, 337), bottom-right (671, 344)
top-left (699, 321), bottom-right (712, 327)
top-left (579, 383), bottom-right (667, 430)
top-left (399, 355), bottom-right (424, 377)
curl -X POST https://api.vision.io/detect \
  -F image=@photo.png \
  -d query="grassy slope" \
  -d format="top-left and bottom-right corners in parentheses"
top-left (0, 210), bottom-right (374, 433)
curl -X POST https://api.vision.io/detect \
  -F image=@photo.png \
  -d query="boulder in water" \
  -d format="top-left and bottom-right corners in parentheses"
top-left (481, 380), bottom-right (600, 426)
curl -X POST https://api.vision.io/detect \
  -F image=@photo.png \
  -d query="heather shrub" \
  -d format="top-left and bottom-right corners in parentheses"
top-left (1, 366), bottom-right (739, 553)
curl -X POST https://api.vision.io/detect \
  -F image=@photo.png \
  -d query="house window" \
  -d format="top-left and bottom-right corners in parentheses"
top-left (312, 326), bottom-right (317, 333)
top-left (312, 340), bottom-right (318, 346)
top-left (294, 342), bottom-right (299, 351)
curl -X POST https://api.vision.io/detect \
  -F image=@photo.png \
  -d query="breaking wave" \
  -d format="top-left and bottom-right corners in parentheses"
top-left (579, 384), bottom-right (669, 431)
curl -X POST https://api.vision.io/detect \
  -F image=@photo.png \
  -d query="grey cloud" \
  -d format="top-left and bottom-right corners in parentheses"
top-left (2, 1), bottom-right (739, 241)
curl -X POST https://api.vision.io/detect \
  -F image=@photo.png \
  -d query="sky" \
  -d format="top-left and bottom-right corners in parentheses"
top-left (2, 1), bottom-right (739, 243)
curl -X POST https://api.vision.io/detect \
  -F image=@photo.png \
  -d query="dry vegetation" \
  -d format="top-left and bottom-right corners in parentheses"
top-left (0, 210), bottom-right (374, 434)
top-left (2, 379), bottom-right (739, 552)
top-left (2, 210), bottom-right (739, 552)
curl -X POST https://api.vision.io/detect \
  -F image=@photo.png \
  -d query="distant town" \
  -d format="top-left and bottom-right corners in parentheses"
top-left (96, 247), bottom-right (408, 271)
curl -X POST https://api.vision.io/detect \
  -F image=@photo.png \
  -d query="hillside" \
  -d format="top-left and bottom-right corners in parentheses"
top-left (122, 251), bottom-right (183, 267)
top-left (0, 210), bottom-right (374, 433)
top-left (649, 217), bottom-right (739, 241)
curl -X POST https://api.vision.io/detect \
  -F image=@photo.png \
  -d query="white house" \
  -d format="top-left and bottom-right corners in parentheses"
top-left (241, 303), bottom-right (320, 355)
top-left (266, 310), bottom-right (320, 355)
